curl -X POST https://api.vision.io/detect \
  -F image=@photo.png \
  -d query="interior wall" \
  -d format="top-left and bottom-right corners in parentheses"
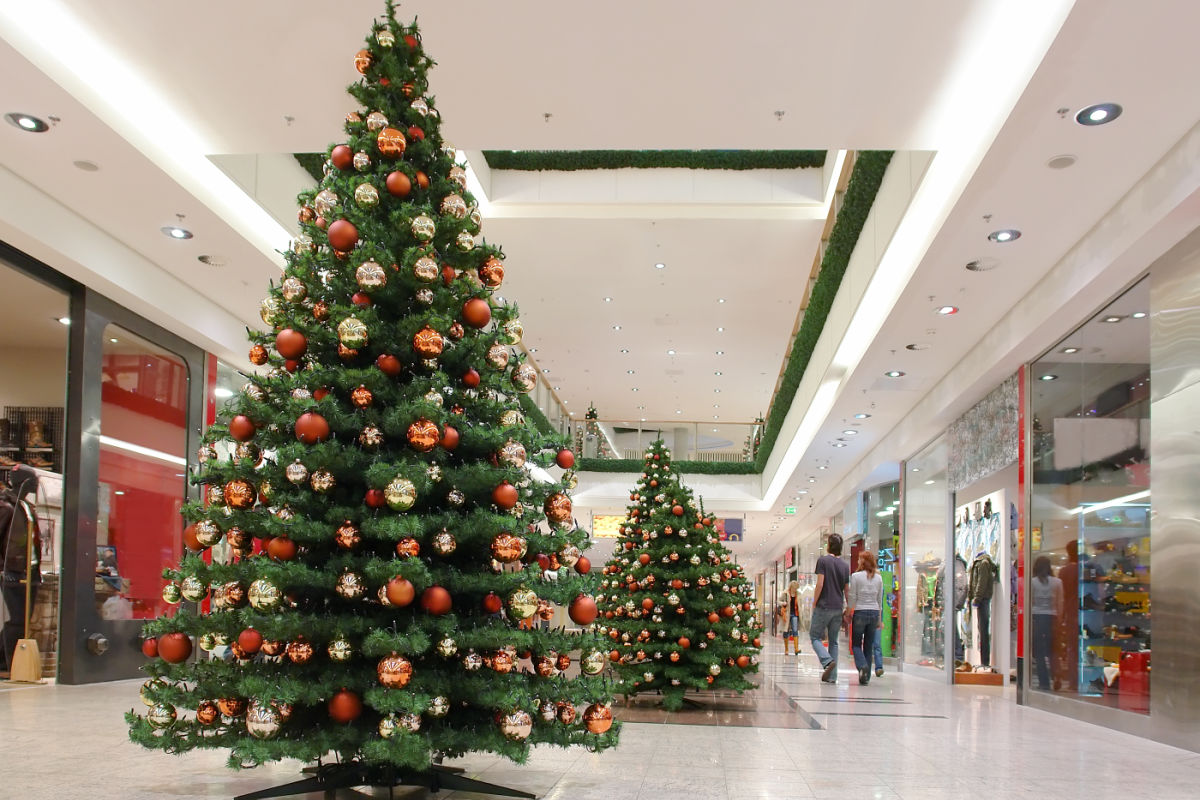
top-left (0, 347), bottom-right (67, 410)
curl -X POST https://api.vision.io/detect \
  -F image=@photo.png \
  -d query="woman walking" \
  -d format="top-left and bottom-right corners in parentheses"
top-left (846, 550), bottom-right (883, 685)
top-left (1030, 555), bottom-right (1063, 690)
top-left (783, 580), bottom-right (800, 655)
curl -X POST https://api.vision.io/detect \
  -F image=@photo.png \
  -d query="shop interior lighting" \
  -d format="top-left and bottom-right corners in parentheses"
top-left (5, 112), bottom-right (49, 132)
top-left (842, 429), bottom-right (859, 435)
top-left (1131, 311), bottom-right (1147, 319)
top-left (654, 262), bottom-right (666, 269)
top-left (213, 387), bottom-right (234, 398)
top-left (619, 348), bottom-right (629, 354)
top-left (884, 370), bottom-right (905, 378)
top-left (56, 316), bottom-right (70, 325)
top-left (1102, 316), bottom-right (1123, 323)
top-left (715, 350), bottom-right (724, 355)
top-left (1039, 374), bottom-right (1058, 381)
top-left (667, 349), bottom-right (675, 355)
top-left (1075, 102), bottom-right (1122, 126)
top-left (1060, 347), bottom-right (1079, 354)
top-left (935, 305), bottom-right (959, 315)
top-left (988, 229), bottom-right (1022, 243)
top-left (716, 327), bottom-right (724, 332)
top-left (161, 226), bottom-right (193, 239)
top-left (604, 297), bottom-right (612, 302)
top-left (99, 434), bottom-right (187, 466)
top-left (854, 413), bottom-right (871, 419)
top-left (924, 479), bottom-right (935, 485)
top-left (718, 298), bottom-right (726, 303)
top-left (1067, 489), bottom-right (1149, 516)
top-left (611, 325), bottom-right (621, 331)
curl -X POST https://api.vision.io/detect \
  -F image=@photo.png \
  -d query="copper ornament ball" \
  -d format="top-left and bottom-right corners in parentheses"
top-left (275, 328), bottom-right (307, 360)
top-left (386, 576), bottom-right (416, 606)
top-left (407, 418), bottom-right (440, 451)
top-left (395, 537), bottom-right (420, 559)
top-left (386, 170), bottom-right (412, 197)
top-left (350, 385), bottom-right (374, 409)
top-left (295, 412), bottom-right (331, 444)
top-left (486, 343), bottom-right (510, 369)
top-left (544, 492), bottom-right (572, 524)
top-left (328, 689), bottom-right (362, 723)
top-left (461, 297), bottom-right (491, 328)
top-left (412, 325), bottom-right (444, 357)
top-left (583, 703), bottom-right (613, 734)
top-left (377, 653), bottom-right (414, 688)
top-left (353, 49), bottom-right (373, 74)
top-left (478, 256), bottom-right (504, 288)
top-left (377, 127), bottom-right (407, 158)
top-left (421, 585), bottom-right (452, 615)
top-left (331, 144), bottom-right (354, 171)
top-left (196, 700), bottom-right (219, 726)
top-left (490, 532), bottom-right (526, 563)
top-left (334, 521), bottom-right (361, 549)
top-left (327, 219), bottom-right (359, 251)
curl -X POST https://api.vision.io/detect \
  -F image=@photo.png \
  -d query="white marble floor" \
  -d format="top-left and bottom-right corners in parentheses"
top-left (2, 643), bottom-right (1197, 799)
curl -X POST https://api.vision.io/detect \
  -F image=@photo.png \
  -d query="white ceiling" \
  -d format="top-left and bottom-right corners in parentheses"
top-left (1, 0), bottom-right (1199, 572)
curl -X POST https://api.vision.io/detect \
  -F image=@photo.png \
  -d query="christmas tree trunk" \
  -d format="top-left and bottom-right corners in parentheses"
top-left (599, 440), bottom-right (762, 710)
top-left (128, 0), bottom-right (618, 782)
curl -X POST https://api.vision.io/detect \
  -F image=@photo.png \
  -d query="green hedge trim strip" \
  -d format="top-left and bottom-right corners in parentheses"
top-left (295, 153), bottom-right (325, 183)
top-left (518, 394), bottom-right (556, 437)
top-left (481, 150), bottom-right (827, 172)
top-left (578, 458), bottom-right (758, 475)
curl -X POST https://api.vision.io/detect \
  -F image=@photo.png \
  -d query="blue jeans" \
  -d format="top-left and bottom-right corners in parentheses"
top-left (852, 610), bottom-right (880, 672)
top-left (809, 606), bottom-right (842, 677)
top-left (785, 613), bottom-right (799, 638)
top-left (1032, 614), bottom-right (1055, 690)
top-left (873, 622), bottom-right (884, 671)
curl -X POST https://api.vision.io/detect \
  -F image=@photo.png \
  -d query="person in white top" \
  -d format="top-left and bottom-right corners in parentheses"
top-left (845, 550), bottom-right (884, 685)
top-left (1030, 555), bottom-right (1064, 690)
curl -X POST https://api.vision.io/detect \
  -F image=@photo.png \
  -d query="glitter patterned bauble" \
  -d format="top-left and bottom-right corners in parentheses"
top-left (353, 151), bottom-right (371, 171)
top-left (248, 579), bottom-right (281, 611)
top-left (281, 276), bottom-right (307, 303)
top-left (385, 477), bottom-right (417, 511)
top-left (427, 696), bottom-right (449, 717)
top-left (354, 182), bottom-right (380, 208)
top-left (413, 325), bottom-right (444, 357)
top-left (206, 484), bottom-right (224, 506)
top-left (359, 425), bottom-right (383, 447)
top-left (366, 111), bottom-right (389, 131)
top-left (538, 699), bottom-right (557, 721)
top-left (338, 316), bottom-right (369, 348)
top-left (583, 703), bottom-right (614, 734)
top-left (354, 48), bottom-right (373, 73)
top-left (312, 301), bottom-right (330, 321)
top-left (246, 702), bottom-right (282, 739)
top-left (447, 488), bottom-right (466, 506)
top-left (162, 582), bottom-right (182, 604)
top-left (423, 389), bottom-right (443, 407)
top-left (536, 598), bottom-right (555, 621)
top-left (534, 655), bottom-right (557, 678)
top-left (490, 532), bottom-right (526, 563)
top-left (486, 344), bottom-right (510, 369)
top-left (286, 639), bottom-right (314, 664)
top-left (351, 385), bottom-right (374, 408)
top-left (140, 678), bottom-right (166, 706)
top-left (448, 165), bottom-right (467, 189)
top-left (356, 259), bottom-right (386, 288)
top-left (500, 409), bottom-right (524, 427)
top-left (376, 28), bottom-right (395, 47)
top-left (436, 637), bottom-right (458, 658)
top-left (309, 469), bottom-right (335, 494)
top-left (407, 418), bottom-right (439, 452)
top-left (559, 544), bottom-right (581, 567)
top-left (198, 633), bottom-right (217, 651)
top-left (259, 296), bottom-right (282, 326)
top-left (508, 587), bottom-right (538, 619)
top-left (218, 697), bottom-right (247, 717)
top-left (411, 215), bottom-right (436, 241)
top-left (581, 650), bottom-right (606, 675)
top-left (557, 704), bottom-right (577, 725)
top-left (234, 441), bottom-right (261, 465)
top-left (180, 575), bottom-right (207, 602)
top-left (455, 230), bottom-right (475, 251)
top-left (498, 439), bottom-right (527, 467)
top-left (511, 363), bottom-right (537, 393)
top-left (194, 520), bottom-right (223, 547)
top-left (335, 521), bottom-right (361, 550)
top-left (432, 531), bottom-right (457, 555)
top-left (544, 493), bottom-right (572, 524)
top-left (491, 650), bottom-right (515, 674)
top-left (336, 571), bottom-right (366, 600)
top-left (196, 700), bottom-right (219, 726)
top-left (501, 317), bottom-right (524, 344)
top-left (377, 653), bottom-right (413, 688)
top-left (415, 288), bottom-right (434, 305)
top-left (499, 710), bottom-right (532, 741)
top-left (291, 234), bottom-right (313, 255)
top-left (314, 189), bottom-right (338, 217)
top-left (290, 387), bottom-right (312, 401)
top-left (413, 255), bottom-right (438, 282)
top-left (285, 460), bottom-right (309, 485)
top-left (249, 344), bottom-right (268, 365)
top-left (147, 703), bottom-right (177, 729)
top-left (440, 194), bottom-right (467, 219)
top-left (378, 715), bottom-right (400, 738)
top-left (395, 537), bottom-right (420, 558)
top-left (462, 652), bottom-right (483, 671)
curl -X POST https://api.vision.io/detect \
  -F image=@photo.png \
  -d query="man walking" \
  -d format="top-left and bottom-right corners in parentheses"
top-left (809, 533), bottom-right (850, 682)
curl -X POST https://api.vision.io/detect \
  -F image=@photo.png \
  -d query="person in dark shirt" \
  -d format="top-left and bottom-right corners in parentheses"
top-left (809, 533), bottom-right (850, 682)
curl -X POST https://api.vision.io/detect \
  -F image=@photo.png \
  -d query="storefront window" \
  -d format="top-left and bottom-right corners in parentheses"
top-left (903, 436), bottom-right (948, 671)
top-left (866, 482), bottom-right (900, 659)
top-left (1030, 278), bottom-right (1150, 713)
top-left (97, 326), bottom-right (189, 620)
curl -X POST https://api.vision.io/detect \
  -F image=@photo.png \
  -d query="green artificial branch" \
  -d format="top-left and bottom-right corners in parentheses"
top-left (481, 150), bottom-right (827, 172)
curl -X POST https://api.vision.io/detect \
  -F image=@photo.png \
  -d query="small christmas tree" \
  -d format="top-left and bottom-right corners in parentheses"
top-left (599, 440), bottom-right (761, 710)
top-left (127, 3), bottom-right (617, 794)
top-left (575, 403), bottom-right (613, 459)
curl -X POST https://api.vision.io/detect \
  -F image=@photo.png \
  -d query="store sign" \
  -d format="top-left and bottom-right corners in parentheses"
top-left (591, 514), bottom-right (624, 538)
top-left (783, 547), bottom-right (794, 568)
top-left (715, 518), bottom-right (743, 542)
top-left (783, 506), bottom-right (796, 515)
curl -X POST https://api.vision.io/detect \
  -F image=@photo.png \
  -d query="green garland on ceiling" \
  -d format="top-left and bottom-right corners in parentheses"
top-left (577, 457), bottom-right (758, 475)
top-left (481, 149), bottom-right (827, 171)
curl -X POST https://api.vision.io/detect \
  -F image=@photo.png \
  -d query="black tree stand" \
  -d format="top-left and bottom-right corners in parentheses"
top-left (234, 760), bottom-right (534, 800)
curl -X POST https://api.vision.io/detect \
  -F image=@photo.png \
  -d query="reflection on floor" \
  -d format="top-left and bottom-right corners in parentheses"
top-left (2, 642), bottom-right (1198, 799)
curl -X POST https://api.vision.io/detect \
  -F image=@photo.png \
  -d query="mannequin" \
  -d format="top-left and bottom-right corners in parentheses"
top-left (0, 466), bottom-right (41, 670)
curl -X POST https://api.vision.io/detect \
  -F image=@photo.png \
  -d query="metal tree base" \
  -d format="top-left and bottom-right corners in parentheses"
top-left (234, 762), bottom-right (535, 800)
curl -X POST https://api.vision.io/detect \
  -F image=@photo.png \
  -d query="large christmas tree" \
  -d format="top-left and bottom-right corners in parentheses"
top-left (127, 3), bottom-right (618, 795)
top-left (599, 440), bottom-right (761, 710)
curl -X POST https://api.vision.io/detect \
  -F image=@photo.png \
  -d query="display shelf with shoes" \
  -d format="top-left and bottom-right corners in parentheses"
top-left (0, 407), bottom-right (65, 478)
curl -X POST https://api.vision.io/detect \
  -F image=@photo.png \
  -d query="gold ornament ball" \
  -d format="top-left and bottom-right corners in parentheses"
top-left (559, 544), bottom-right (581, 567)
top-left (246, 701), bottom-right (282, 739)
top-left (366, 111), bottom-right (389, 132)
top-left (234, 441), bottom-right (261, 465)
top-left (427, 696), bottom-right (449, 717)
top-left (281, 276), bottom-right (307, 303)
top-left (448, 165), bottom-right (467, 189)
top-left (436, 637), bottom-right (458, 658)
top-left (499, 710), bottom-right (533, 741)
top-left (359, 425), bottom-right (384, 447)
top-left (353, 151), bottom-right (371, 171)
top-left (314, 189), bottom-right (338, 216)
top-left (399, 712), bottom-right (422, 732)
top-left (285, 459), bottom-right (309, 485)
top-left (354, 49), bottom-right (373, 73)
top-left (415, 288), bottom-right (433, 305)
top-left (377, 653), bottom-right (413, 688)
top-left (502, 318), bottom-right (523, 345)
top-left (486, 344), bottom-right (510, 370)
top-left (440, 194), bottom-right (468, 219)
top-left (411, 215), bottom-right (436, 241)
top-left (410, 97), bottom-right (429, 117)
top-left (335, 521), bottom-right (361, 550)
top-left (498, 439), bottom-right (527, 467)
top-left (147, 703), bottom-right (177, 729)
top-left (162, 582), bottom-right (182, 604)
top-left (376, 28), bottom-right (395, 47)
top-left (286, 639), bottom-right (314, 664)
top-left (180, 575), bottom-right (207, 602)
top-left (336, 571), bottom-right (366, 600)
top-left (354, 183), bottom-right (380, 208)
top-left (432, 531), bottom-right (457, 555)
top-left (413, 255), bottom-right (439, 283)
top-left (356, 259), bottom-right (387, 288)
top-left (455, 230), bottom-right (475, 252)
top-left (511, 363), bottom-right (537, 393)
top-left (260, 296), bottom-right (282, 326)
top-left (583, 703), bottom-right (614, 734)
top-left (379, 714), bottom-right (400, 739)
top-left (327, 638), bottom-right (354, 662)
top-left (205, 484), bottom-right (224, 505)
top-left (193, 519), bottom-right (223, 547)
top-left (248, 578), bottom-right (282, 611)
top-left (310, 469), bottom-right (336, 493)
top-left (198, 633), bottom-right (217, 652)
top-left (581, 650), bottom-right (606, 675)
top-left (140, 678), bottom-right (165, 706)
top-left (500, 409), bottom-right (524, 427)
top-left (463, 652), bottom-right (483, 671)
top-left (508, 587), bottom-right (538, 619)
top-left (338, 316), bottom-right (369, 348)
top-left (385, 476), bottom-right (417, 511)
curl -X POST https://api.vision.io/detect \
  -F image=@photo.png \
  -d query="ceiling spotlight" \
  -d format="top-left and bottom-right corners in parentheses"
top-left (715, 350), bottom-right (724, 356)
top-left (1131, 311), bottom-right (1147, 319)
top-left (713, 404), bottom-right (719, 408)
top-left (935, 305), bottom-right (958, 316)
top-left (987, 229), bottom-right (1022, 243)
top-left (1060, 347), bottom-right (1079, 354)
top-left (109, 337), bottom-right (118, 343)
top-left (530, 347), bottom-right (538, 353)
top-left (713, 415), bottom-right (719, 419)
top-left (965, 257), bottom-right (999, 272)
top-left (541, 368), bottom-right (550, 374)
top-left (842, 429), bottom-right (859, 436)
top-left (554, 386), bottom-right (561, 391)
top-left (5, 112), bottom-right (50, 132)
top-left (818, 465), bottom-right (828, 470)
top-left (1076, 102), bottom-right (1122, 126)
top-left (612, 325), bottom-right (622, 331)
top-left (667, 349), bottom-right (676, 355)
top-left (73, 159), bottom-right (100, 172)
top-left (626, 369), bottom-right (635, 374)
top-left (911, 467), bottom-right (921, 472)
top-left (808, 477), bottom-right (817, 483)
top-left (654, 262), bottom-right (666, 269)
top-left (213, 387), bottom-right (234, 399)
top-left (854, 413), bottom-right (871, 419)
top-left (906, 343), bottom-right (931, 351)
top-left (832, 441), bottom-right (848, 448)
top-left (631, 387), bottom-right (639, 392)
top-left (712, 428), bottom-right (718, 432)
top-left (161, 226), bottom-right (193, 240)
top-left (884, 370), bottom-right (905, 378)
top-left (1039, 374), bottom-right (1059, 381)
top-left (675, 409), bottom-right (682, 415)
top-left (924, 479), bottom-right (935, 485)
top-left (798, 490), bottom-right (808, 495)
top-left (619, 348), bottom-right (629, 354)
top-left (56, 317), bottom-right (70, 326)
top-left (717, 327), bottom-right (724, 332)
top-left (714, 389), bottom-right (721, 393)
top-left (714, 371), bottom-right (722, 376)
top-left (718, 298), bottom-right (726, 304)
top-left (1101, 316), bottom-right (1123, 323)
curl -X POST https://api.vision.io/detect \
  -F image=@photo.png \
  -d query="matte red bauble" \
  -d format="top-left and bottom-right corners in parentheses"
top-left (556, 449), bottom-right (575, 469)
top-left (284, 359), bottom-right (300, 373)
top-left (351, 292), bottom-right (373, 307)
top-left (237, 629), bottom-right (263, 655)
top-left (331, 144), bottom-right (354, 170)
top-left (440, 425), bottom-right (460, 450)
top-left (386, 577), bottom-right (415, 607)
top-left (536, 553), bottom-right (551, 570)
top-left (638, 553), bottom-right (650, 565)
top-left (376, 354), bottom-right (402, 376)
top-left (158, 632), bottom-right (192, 664)
top-left (183, 523), bottom-right (203, 552)
top-left (737, 655), bottom-right (751, 668)
top-left (267, 535), bottom-right (297, 561)
top-left (385, 171), bottom-right (412, 197)
top-left (707, 612), bottom-right (720, 624)
top-left (328, 689), bottom-right (362, 723)
top-left (721, 605), bottom-right (735, 618)
top-left (406, 125), bottom-right (424, 142)
top-left (442, 265), bottom-right (458, 286)
top-left (462, 368), bottom-right (480, 388)
top-left (229, 415), bottom-right (257, 442)
top-left (678, 637), bottom-right (691, 649)
top-left (275, 328), bottom-right (307, 360)
top-left (568, 595), bottom-right (598, 625)
top-left (416, 171), bottom-right (430, 189)
top-left (492, 482), bottom-right (518, 509)
top-left (672, 505), bottom-right (684, 516)
top-left (461, 297), bottom-right (491, 328)
top-left (641, 598), bottom-right (654, 611)
top-left (327, 219), bottom-right (359, 252)
top-left (141, 638), bottom-right (158, 658)
top-left (421, 586), bottom-right (452, 615)
top-left (482, 592), bottom-right (503, 614)
top-left (365, 488), bottom-right (387, 508)
top-left (313, 387), bottom-right (330, 401)
top-left (575, 556), bottom-right (591, 574)
top-left (295, 412), bottom-right (331, 444)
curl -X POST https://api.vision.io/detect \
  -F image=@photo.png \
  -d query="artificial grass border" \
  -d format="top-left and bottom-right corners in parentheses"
top-left (480, 150), bottom-right (826, 171)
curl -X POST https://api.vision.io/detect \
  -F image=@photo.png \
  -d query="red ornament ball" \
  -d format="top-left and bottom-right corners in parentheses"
top-left (638, 553), bottom-right (650, 565)
top-left (462, 297), bottom-right (491, 328)
top-left (737, 655), bottom-right (751, 669)
top-left (237, 629), bottom-right (263, 655)
top-left (183, 523), bottom-right (203, 552)
top-left (284, 359), bottom-right (300, 373)
top-left (721, 605), bottom-right (735, 618)
top-left (440, 424), bottom-right (460, 450)
top-left (386, 577), bottom-right (415, 607)
top-left (407, 125), bottom-right (425, 142)
top-left (295, 412), bottom-right (331, 444)
top-left (672, 505), bottom-right (684, 516)
top-left (575, 556), bottom-right (591, 574)
top-left (482, 592), bottom-right (503, 614)
top-left (707, 612), bottom-right (720, 624)
top-left (376, 354), bottom-right (402, 376)
top-left (267, 535), bottom-right (297, 561)
top-left (228, 415), bottom-right (256, 442)
top-left (462, 368), bottom-right (480, 388)
top-left (141, 638), bottom-right (158, 658)
top-left (492, 482), bottom-right (518, 509)
top-left (365, 488), bottom-right (387, 509)
top-left (331, 144), bottom-right (353, 171)
top-left (556, 449), bottom-right (575, 469)
top-left (275, 328), bottom-right (307, 360)
top-left (351, 292), bottom-right (373, 307)
top-left (385, 171), bottom-right (412, 198)
top-left (641, 598), bottom-right (654, 611)
top-left (678, 637), bottom-right (691, 649)
top-left (568, 595), bottom-right (598, 626)
top-left (416, 171), bottom-right (430, 189)
top-left (421, 586), bottom-right (452, 615)
top-left (313, 387), bottom-right (330, 401)
top-left (158, 632), bottom-right (193, 664)
top-left (327, 219), bottom-right (359, 252)
top-left (328, 689), bottom-right (362, 723)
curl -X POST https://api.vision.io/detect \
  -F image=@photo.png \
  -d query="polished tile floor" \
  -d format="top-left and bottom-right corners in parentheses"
top-left (1, 642), bottom-right (1197, 799)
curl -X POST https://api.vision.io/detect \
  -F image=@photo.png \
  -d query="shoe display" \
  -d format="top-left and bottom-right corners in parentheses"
top-left (1082, 594), bottom-right (1104, 611)
top-left (25, 419), bottom-right (50, 449)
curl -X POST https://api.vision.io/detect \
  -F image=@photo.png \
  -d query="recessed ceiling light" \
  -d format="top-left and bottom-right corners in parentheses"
top-left (798, 490), bottom-right (808, 495)
top-left (713, 404), bottom-right (719, 408)
top-left (1039, 374), bottom-right (1058, 381)
top-left (884, 370), bottom-right (905, 378)
top-left (1076, 102), bottom-right (1122, 126)
top-left (675, 409), bottom-right (682, 415)
top-left (718, 298), bottom-right (726, 304)
top-left (1060, 347), bottom-right (1079, 354)
top-left (818, 465), bottom-right (828, 470)
top-left (641, 418), bottom-right (647, 422)
top-left (631, 388), bottom-right (639, 392)
top-left (712, 428), bottom-right (718, 432)
top-left (612, 325), bottom-right (621, 331)
top-left (73, 159), bottom-right (100, 172)
top-left (213, 387), bottom-right (234, 399)
top-left (854, 413), bottom-right (871, 419)
top-left (924, 479), bottom-right (935, 485)
top-left (530, 347), bottom-right (538, 353)
top-left (1131, 311), bottom-right (1147, 319)
top-left (667, 349), bottom-right (675, 355)
top-left (713, 415), bottom-right (718, 419)
top-left (1047, 154), bottom-right (1077, 170)
top-left (619, 348), bottom-right (629, 354)
top-left (912, 467), bottom-right (921, 472)
top-left (626, 369), bottom-right (635, 374)
top-left (987, 229), bottom-right (1021, 243)
top-left (5, 112), bottom-right (49, 132)
top-left (935, 305), bottom-right (958, 315)
top-left (554, 386), bottom-right (561, 391)
top-left (714, 389), bottom-right (721, 393)
top-left (109, 337), bottom-right (118, 343)
top-left (161, 226), bottom-right (193, 240)
top-left (569, 411), bottom-right (575, 415)
top-left (604, 297), bottom-right (612, 302)
top-left (716, 327), bottom-right (724, 332)
top-left (906, 343), bottom-right (931, 351)
top-left (832, 441), bottom-right (848, 448)
top-left (808, 477), bottom-right (817, 483)
top-left (842, 429), bottom-right (859, 436)
top-left (56, 317), bottom-right (70, 326)
top-left (655, 262), bottom-right (666, 269)
top-left (965, 257), bottom-right (999, 272)
top-left (715, 350), bottom-right (724, 356)
top-left (541, 368), bottom-right (550, 374)
top-left (714, 371), bottom-right (722, 376)
top-left (1102, 316), bottom-right (1123, 323)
